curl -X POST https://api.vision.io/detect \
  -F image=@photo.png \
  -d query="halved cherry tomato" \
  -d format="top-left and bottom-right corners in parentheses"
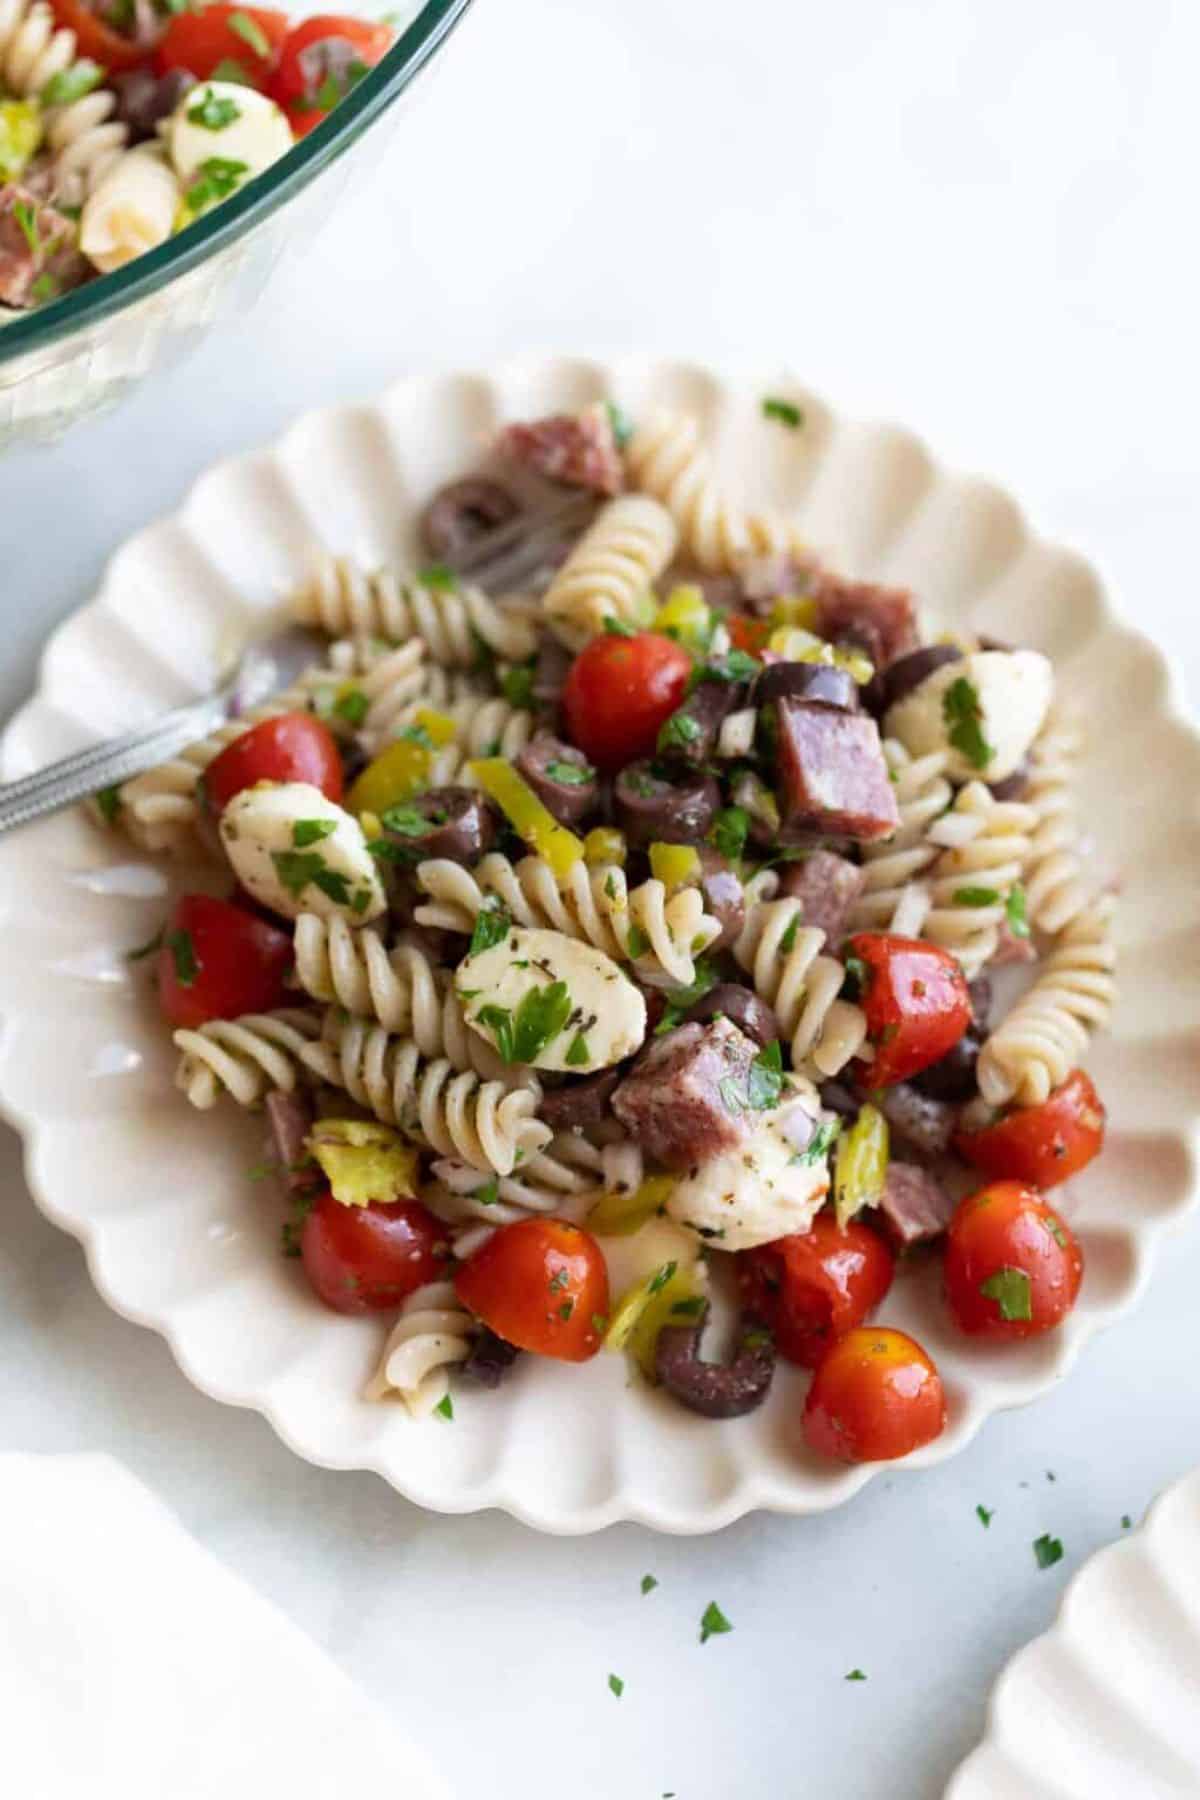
top-left (944, 1180), bottom-right (1083, 1340)
top-left (156, 892), bottom-right (293, 1029)
top-left (201, 712), bottom-right (344, 814)
top-left (737, 1214), bottom-right (895, 1367)
top-left (455, 1218), bottom-right (608, 1362)
top-left (954, 1070), bottom-right (1106, 1190)
top-left (562, 632), bottom-right (693, 772)
top-left (49, 0), bottom-right (152, 70)
top-left (802, 1326), bottom-right (946, 1463)
top-left (269, 15), bottom-right (392, 137)
top-left (726, 614), bottom-right (771, 656)
top-left (157, 4), bottom-right (290, 87)
top-left (844, 932), bottom-right (971, 1088)
top-left (301, 1190), bottom-right (445, 1314)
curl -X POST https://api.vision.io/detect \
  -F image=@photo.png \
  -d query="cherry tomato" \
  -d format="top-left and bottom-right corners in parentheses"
top-left (726, 614), bottom-right (771, 656)
top-left (269, 14), bottom-right (392, 136)
top-left (156, 893), bottom-right (293, 1029)
top-left (803, 1326), bottom-right (947, 1463)
top-left (844, 932), bottom-right (972, 1087)
top-left (157, 4), bottom-right (290, 87)
top-left (454, 1218), bottom-right (608, 1362)
top-left (301, 1190), bottom-right (445, 1314)
top-left (561, 632), bottom-right (693, 772)
top-left (201, 712), bottom-right (344, 814)
top-left (49, 0), bottom-right (152, 69)
top-left (944, 1180), bottom-right (1083, 1340)
top-left (954, 1070), bottom-right (1106, 1190)
top-left (737, 1215), bottom-right (895, 1367)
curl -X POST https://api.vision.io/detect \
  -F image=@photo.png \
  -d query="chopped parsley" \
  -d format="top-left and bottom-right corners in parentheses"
top-left (625, 923), bottom-right (650, 960)
top-left (647, 1260), bottom-right (678, 1296)
top-left (976, 1504), bottom-right (994, 1528)
top-left (228, 8), bottom-right (271, 56)
top-left (558, 1299), bottom-right (575, 1321)
top-left (293, 817), bottom-right (338, 848)
top-left (332, 687), bottom-right (369, 727)
top-left (164, 927), bottom-right (198, 987)
top-left (419, 562), bottom-right (458, 591)
top-left (709, 805), bottom-right (749, 863)
top-left (468, 901), bottom-right (511, 955)
top-left (762, 395), bottom-right (804, 428)
top-left (779, 914), bottom-right (801, 953)
top-left (477, 980), bottom-right (572, 1064)
top-left (590, 1312), bottom-right (608, 1334)
top-left (379, 803), bottom-right (431, 838)
top-left (953, 885), bottom-right (1001, 907)
top-left (501, 662), bottom-right (535, 709)
top-left (270, 850), bottom-right (352, 907)
top-left (607, 1673), bottom-right (624, 1698)
top-left (307, 58), bottom-right (368, 112)
top-left (844, 1669), bottom-right (867, 1682)
top-left (1121, 1514), bottom-right (1132, 1530)
top-left (30, 273), bottom-right (59, 303)
top-left (1044, 1215), bottom-right (1068, 1249)
top-left (95, 785), bottom-right (121, 824)
top-left (792, 1115), bottom-right (841, 1166)
top-left (565, 1032), bottom-right (591, 1067)
top-left (942, 676), bottom-right (995, 770)
top-left (606, 401), bottom-right (633, 449)
top-left (1006, 883), bottom-right (1031, 939)
top-left (210, 55), bottom-right (254, 83)
top-left (1033, 1533), bottom-right (1064, 1570)
top-left (125, 928), bottom-right (163, 962)
top-left (669, 1295), bottom-right (706, 1319)
top-left (979, 1266), bottom-right (1032, 1322)
top-left (545, 759), bottom-right (594, 786)
top-left (399, 723), bottom-right (434, 749)
top-left (640, 1574), bottom-right (658, 1595)
top-left (12, 199), bottom-right (39, 258)
top-left (41, 59), bottom-right (104, 106)
top-left (694, 648), bottom-right (760, 685)
top-left (187, 86), bottom-right (242, 129)
top-left (474, 1176), bottom-right (500, 1207)
top-left (654, 958), bottom-right (716, 1035)
top-left (184, 155), bottom-right (249, 214)
top-left (434, 1393), bottom-right (454, 1421)
top-left (548, 1268), bottom-right (570, 1293)
top-left (746, 1038), bottom-right (785, 1109)
top-left (699, 1601), bottom-right (733, 1645)
top-left (657, 710), bottom-right (703, 754)
top-left (602, 617), bottom-right (636, 637)
top-left (843, 954), bottom-right (870, 997)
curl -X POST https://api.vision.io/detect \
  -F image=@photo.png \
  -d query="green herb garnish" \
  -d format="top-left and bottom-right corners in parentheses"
top-left (791, 1116), bottom-right (841, 1166)
top-left (12, 199), bottom-right (39, 258)
top-left (844, 1668), bottom-right (867, 1682)
top-left (477, 980), bottom-right (572, 1065)
top-left (647, 1261), bottom-right (678, 1296)
top-left (184, 155), bottom-right (249, 214)
top-left (762, 396), bottom-right (804, 428)
top-left (565, 1032), bottom-right (591, 1067)
top-left (708, 805), bottom-right (749, 863)
top-left (468, 901), bottom-right (512, 956)
top-left (331, 687), bottom-right (368, 726)
top-left (602, 616), bottom-right (636, 637)
top-left (657, 710), bottom-right (703, 754)
top-left (434, 1393), bottom-right (454, 1420)
top-left (976, 1504), bottom-right (994, 1528)
top-left (640, 1573), bottom-right (658, 1595)
top-left (187, 86), bottom-right (242, 129)
top-left (746, 1038), bottom-right (784, 1110)
top-left (625, 924), bottom-right (649, 960)
top-left (270, 850), bottom-right (352, 907)
top-left (953, 885), bottom-right (1001, 907)
top-left (95, 785), bottom-right (121, 824)
top-left (165, 927), bottom-right (198, 987)
top-left (979, 1266), bottom-right (1032, 1322)
top-left (608, 1673), bottom-right (624, 1698)
top-left (293, 817), bottom-right (338, 848)
top-left (41, 59), bottom-right (105, 106)
top-left (228, 9), bottom-right (271, 56)
top-left (1033, 1533), bottom-right (1064, 1570)
top-left (419, 562), bottom-right (458, 591)
top-left (501, 662), bottom-right (535, 709)
top-left (1006, 883), bottom-right (1031, 939)
top-left (606, 401), bottom-right (633, 448)
top-left (942, 676), bottom-right (995, 770)
top-left (545, 759), bottom-right (593, 786)
top-left (699, 1601), bottom-right (733, 1645)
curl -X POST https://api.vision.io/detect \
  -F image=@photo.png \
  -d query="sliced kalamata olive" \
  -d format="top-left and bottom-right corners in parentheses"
top-left (754, 660), bottom-right (858, 712)
top-left (613, 762), bottom-right (720, 848)
top-left (420, 479), bottom-right (520, 561)
top-left (537, 1069), bottom-right (621, 1132)
top-left (694, 846), bottom-right (745, 951)
top-left (113, 67), bottom-right (195, 139)
top-left (988, 763), bottom-right (1030, 802)
top-left (515, 733), bottom-right (597, 826)
top-left (910, 1032), bottom-right (982, 1104)
top-left (658, 678), bottom-right (747, 767)
top-left (461, 1327), bottom-right (521, 1388)
top-left (655, 1305), bottom-right (775, 1419)
top-left (876, 644), bottom-right (964, 714)
top-left (684, 982), bottom-right (778, 1047)
top-left (380, 786), bottom-right (498, 865)
top-left (818, 1079), bottom-right (861, 1120)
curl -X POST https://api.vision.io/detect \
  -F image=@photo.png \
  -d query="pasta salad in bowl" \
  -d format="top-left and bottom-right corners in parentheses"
top-left (1, 357), bottom-right (1195, 1530)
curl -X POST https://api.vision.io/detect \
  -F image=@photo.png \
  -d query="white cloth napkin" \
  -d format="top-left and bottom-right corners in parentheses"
top-left (0, 1453), bottom-right (453, 1800)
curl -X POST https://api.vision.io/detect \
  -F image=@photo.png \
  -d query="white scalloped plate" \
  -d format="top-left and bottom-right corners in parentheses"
top-left (3, 356), bottom-right (1199, 1534)
top-left (947, 1469), bottom-right (1200, 1797)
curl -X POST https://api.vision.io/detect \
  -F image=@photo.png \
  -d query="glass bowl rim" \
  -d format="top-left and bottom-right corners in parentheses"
top-left (0, 0), bottom-right (474, 370)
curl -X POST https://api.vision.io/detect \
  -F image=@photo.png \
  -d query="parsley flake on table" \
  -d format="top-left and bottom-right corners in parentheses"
top-left (844, 1668), bottom-right (867, 1682)
top-left (942, 676), bottom-right (995, 770)
top-left (699, 1601), bottom-right (733, 1644)
top-left (1121, 1514), bottom-right (1133, 1530)
top-left (607, 1673), bottom-right (624, 1698)
top-left (976, 1504), bottom-right (994, 1528)
top-left (762, 395), bottom-right (804, 429)
top-left (641, 1574), bottom-right (658, 1595)
top-left (1033, 1533), bottom-right (1064, 1570)
top-left (979, 1266), bottom-right (1032, 1322)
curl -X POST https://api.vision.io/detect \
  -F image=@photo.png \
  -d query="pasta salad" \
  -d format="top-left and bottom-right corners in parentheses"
top-left (96, 400), bottom-right (1115, 1462)
top-left (0, 0), bottom-right (396, 311)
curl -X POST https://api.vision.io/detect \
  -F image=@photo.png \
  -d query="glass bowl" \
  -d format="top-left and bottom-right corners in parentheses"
top-left (0, 0), bottom-right (474, 451)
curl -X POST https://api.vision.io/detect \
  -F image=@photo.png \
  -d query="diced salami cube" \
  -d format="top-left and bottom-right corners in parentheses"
top-left (612, 1018), bottom-right (758, 1172)
top-left (775, 700), bottom-right (900, 842)
top-left (878, 1161), bottom-right (956, 1247)
top-left (814, 573), bottom-right (918, 669)
top-left (875, 1082), bottom-right (956, 1160)
top-left (777, 849), bottom-right (865, 948)
top-left (496, 403), bottom-right (624, 496)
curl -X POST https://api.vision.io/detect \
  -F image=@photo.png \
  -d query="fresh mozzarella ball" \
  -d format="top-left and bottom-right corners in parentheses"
top-left (166, 81), bottom-right (293, 193)
top-left (884, 649), bottom-right (1053, 783)
top-left (219, 782), bottom-right (385, 924)
top-left (456, 925), bottom-right (645, 1072)
top-left (666, 1091), bottom-right (832, 1251)
top-left (80, 148), bottom-right (180, 274)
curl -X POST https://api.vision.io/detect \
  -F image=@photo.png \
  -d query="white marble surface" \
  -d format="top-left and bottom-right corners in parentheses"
top-left (2, 3), bottom-right (1199, 1796)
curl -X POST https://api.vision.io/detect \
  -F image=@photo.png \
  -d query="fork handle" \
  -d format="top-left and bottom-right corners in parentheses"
top-left (0, 691), bottom-right (232, 835)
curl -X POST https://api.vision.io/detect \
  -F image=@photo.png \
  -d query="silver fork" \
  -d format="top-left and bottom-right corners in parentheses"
top-left (0, 493), bottom-right (592, 836)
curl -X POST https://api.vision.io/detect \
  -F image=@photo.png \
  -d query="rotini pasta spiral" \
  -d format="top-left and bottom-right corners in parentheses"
top-left (976, 893), bottom-right (1117, 1107)
top-left (922, 782), bottom-right (1038, 975)
top-left (46, 84), bottom-right (128, 205)
top-left (1022, 707), bottom-right (1089, 935)
top-left (625, 410), bottom-right (807, 573)
top-left (542, 494), bottom-right (678, 649)
top-left (414, 852), bottom-right (721, 990)
top-left (291, 914), bottom-right (528, 1085)
top-left (299, 1009), bottom-right (549, 1175)
top-left (1, 0), bottom-right (76, 94)
top-left (733, 871), bottom-right (867, 1078)
top-left (359, 666), bottom-right (489, 750)
top-left (173, 1009), bottom-right (322, 1110)
top-left (366, 691), bottom-right (535, 763)
top-left (363, 1281), bottom-right (476, 1415)
top-left (852, 740), bottom-right (953, 932)
top-left (291, 553), bottom-right (538, 666)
